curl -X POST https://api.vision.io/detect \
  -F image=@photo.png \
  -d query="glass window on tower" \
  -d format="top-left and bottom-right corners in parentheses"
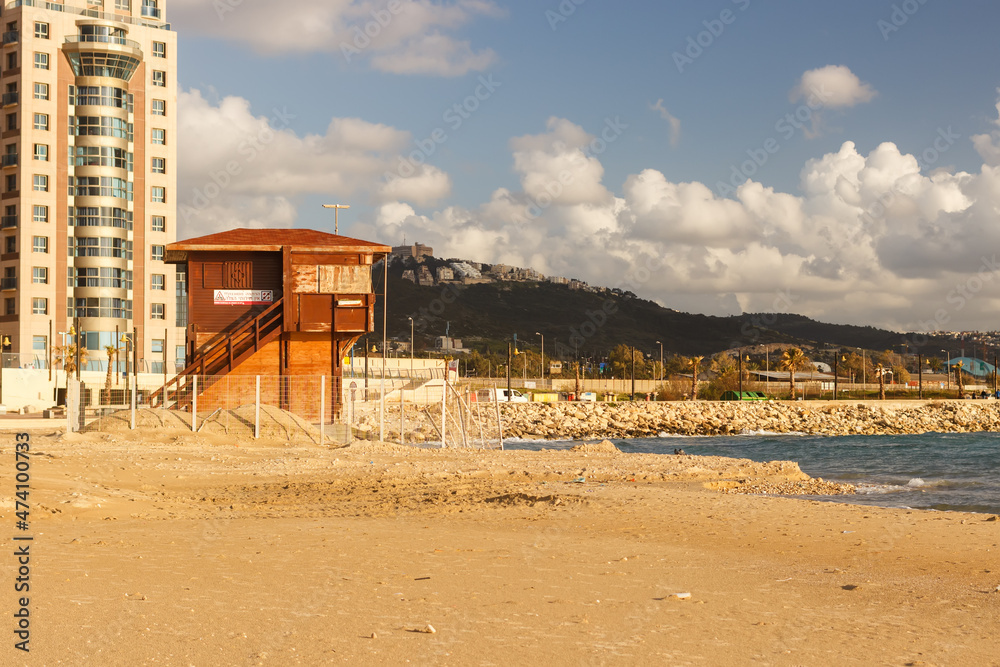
top-left (34, 23), bottom-right (48, 39)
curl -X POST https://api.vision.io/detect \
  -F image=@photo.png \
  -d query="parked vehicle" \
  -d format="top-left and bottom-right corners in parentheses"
top-left (472, 388), bottom-right (529, 403)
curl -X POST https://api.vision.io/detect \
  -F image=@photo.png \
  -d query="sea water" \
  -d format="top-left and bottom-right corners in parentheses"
top-left (506, 432), bottom-right (1000, 515)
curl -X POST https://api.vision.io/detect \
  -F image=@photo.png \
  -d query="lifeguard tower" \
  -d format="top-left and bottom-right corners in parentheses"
top-left (154, 228), bottom-right (390, 417)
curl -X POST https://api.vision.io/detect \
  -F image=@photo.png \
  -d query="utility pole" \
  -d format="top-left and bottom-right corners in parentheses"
top-left (630, 345), bottom-right (635, 400)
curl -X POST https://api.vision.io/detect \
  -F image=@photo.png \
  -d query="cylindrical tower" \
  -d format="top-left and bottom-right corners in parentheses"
top-left (63, 20), bottom-right (141, 354)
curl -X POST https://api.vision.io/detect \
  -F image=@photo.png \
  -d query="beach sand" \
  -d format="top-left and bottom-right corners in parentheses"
top-left (2, 428), bottom-right (999, 666)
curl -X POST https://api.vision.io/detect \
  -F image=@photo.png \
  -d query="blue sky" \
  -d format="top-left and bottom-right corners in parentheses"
top-left (169, 0), bottom-right (1000, 332)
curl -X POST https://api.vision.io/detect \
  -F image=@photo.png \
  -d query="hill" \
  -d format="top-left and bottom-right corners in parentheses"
top-left (375, 262), bottom-right (959, 360)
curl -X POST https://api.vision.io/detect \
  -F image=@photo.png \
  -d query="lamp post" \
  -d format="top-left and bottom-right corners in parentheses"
top-left (0, 334), bottom-right (9, 404)
top-left (656, 340), bottom-right (663, 382)
top-left (941, 349), bottom-right (951, 391)
top-left (738, 352), bottom-right (743, 397)
top-left (834, 354), bottom-right (845, 400)
top-left (407, 316), bottom-right (414, 375)
top-left (918, 352), bottom-right (923, 400)
top-left (536, 332), bottom-right (544, 386)
top-left (321, 204), bottom-right (351, 235)
top-left (629, 345), bottom-right (635, 400)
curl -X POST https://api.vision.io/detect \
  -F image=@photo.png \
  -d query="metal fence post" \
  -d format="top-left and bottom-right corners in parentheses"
top-left (255, 375), bottom-right (261, 439)
top-left (320, 375), bottom-right (325, 447)
top-left (130, 372), bottom-right (136, 430)
top-left (192, 375), bottom-right (198, 433)
top-left (440, 377), bottom-right (447, 449)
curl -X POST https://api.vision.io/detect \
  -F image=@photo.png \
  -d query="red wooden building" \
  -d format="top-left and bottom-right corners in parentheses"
top-left (157, 228), bottom-right (390, 417)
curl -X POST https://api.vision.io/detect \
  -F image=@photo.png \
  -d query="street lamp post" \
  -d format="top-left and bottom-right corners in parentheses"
top-left (321, 204), bottom-right (351, 235)
top-left (656, 340), bottom-right (663, 383)
top-left (630, 345), bottom-right (635, 400)
top-left (407, 316), bottom-right (414, 376)
top-left (738, 353), bottom-right (743, 397)
top-left (0, 335), bottom-right (9, 404)
top-left (535, 332), bottom-right (544, 386)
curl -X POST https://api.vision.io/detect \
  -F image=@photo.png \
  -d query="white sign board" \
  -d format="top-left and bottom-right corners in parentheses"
top-left (214, 290), bottom-right (274, 305)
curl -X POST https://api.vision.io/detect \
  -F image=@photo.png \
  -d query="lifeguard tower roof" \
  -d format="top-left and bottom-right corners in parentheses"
top-left (165, 228), bottom-right (390, 262)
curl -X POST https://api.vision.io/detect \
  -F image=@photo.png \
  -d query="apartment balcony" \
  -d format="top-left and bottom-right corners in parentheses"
top-left (64, 34), bottom-right (143, 51)
top-left (1, 92), bottom-right (17, 107)
top-left (0, 215), bottom-right (16, 229)
top-left (1, 277), bottom-right (17, 290)
top-left (141, 6), bottom-right (161, 20)
top-left (2, 31), bottom-right (18, 45)
top-left (1, 153), bottom-right (17, 168)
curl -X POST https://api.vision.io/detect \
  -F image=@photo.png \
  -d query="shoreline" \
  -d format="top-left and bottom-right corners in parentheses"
top-left (2, 429), bottom-right (998, 664)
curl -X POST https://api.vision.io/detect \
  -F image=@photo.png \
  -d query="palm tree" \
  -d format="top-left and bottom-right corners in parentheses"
top-left (780, 347), bottom-right (807, 399)
top-left (688, 356), bottom-right (703, 400)
top-left (103, 344), bottom-right (120, 402)
top-left (54, 344), bottom-right (89, 390)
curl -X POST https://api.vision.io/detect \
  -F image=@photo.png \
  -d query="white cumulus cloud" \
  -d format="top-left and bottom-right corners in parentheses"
top-left (169, 0), bottom-right (503, 76)
top-left (177, 88), bottom-right (448, 236)
top-left (790, 65), bottom-right (878, 109)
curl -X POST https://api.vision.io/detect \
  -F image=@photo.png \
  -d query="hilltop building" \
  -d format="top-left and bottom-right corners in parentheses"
top-left (0, 0), bottom-right (179, 371)
top-left (392, 241), bottom-right (433, 259)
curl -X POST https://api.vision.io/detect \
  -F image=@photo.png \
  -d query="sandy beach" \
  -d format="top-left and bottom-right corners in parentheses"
top-left (2, 426), bottom-right (999, 666)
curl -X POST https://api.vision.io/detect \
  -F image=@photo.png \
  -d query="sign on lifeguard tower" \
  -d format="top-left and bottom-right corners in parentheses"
top-left (213, 290), bottom-right (274, 305)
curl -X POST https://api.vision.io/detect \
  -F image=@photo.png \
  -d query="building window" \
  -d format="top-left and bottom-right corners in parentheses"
top-left (151, 303), bottom-right (164, 320)
top-left (151, 244), bottom-right (164, 261)
top-left (32, 175), bottom-right (48, 192)
top-left (33, 144), bottom-right (47, 161)
top-left (152, 70), bottom-right (165, 87)
top-left (33, 113), bottom-right (47, 131)
top-left (5, 298), bottom-right (13, 315)
top-left (31, 297), bottom-right (47, 315)
top-left (151, 186), bottom-right (165, 203)
top-left (151, 99), bottom-right (165, 116)
top-left (32, 267), bottom-right (47, 284)
top-left (33, 53), bottom-right (48, 70)
top-left (34, 22), bottom-right (48, 39)
top-left (5, 174), bottom-right (15, 192)
top-left (151, 273), bottom-right (165, 290)
top-left (33, 83), bottom-right (48, 100)
top-left (32, 236), bottom-right (47, 253)
top-left (151, 216), bottom-right (164, 232)
top-left (5, 235), bottom-right (15, 253)
top-left (32, 336), bottom-right (46, 352)
top-left (32, 205), bottom-right (47, 223)
top-left (6, 114), bottom-right (16, 132)
top-left (152, 41), bottom-right (165, 58)
top-left (151, 157), bottom-right (165, 174)
top-left (151, 128), bottom-right (165, 145)
top-left (152, 338), bottom-right (164, 354)
top-left (5, 53), bottom-right (15, 70)
top-left (115, 0), bottom-right (131, 10)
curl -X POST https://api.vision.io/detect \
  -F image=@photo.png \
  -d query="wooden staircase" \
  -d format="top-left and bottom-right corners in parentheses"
top-left (151, 298), bottom-right (284, 408)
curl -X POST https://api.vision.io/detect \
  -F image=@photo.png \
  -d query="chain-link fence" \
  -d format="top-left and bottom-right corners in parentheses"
top-left (71, 374), bottom-right (505, 449)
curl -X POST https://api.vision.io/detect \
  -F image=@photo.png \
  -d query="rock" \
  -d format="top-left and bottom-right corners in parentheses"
top-left (670, 592), bottom-right (691, 600)
top-left (570, 440), bottom-right (620, 454)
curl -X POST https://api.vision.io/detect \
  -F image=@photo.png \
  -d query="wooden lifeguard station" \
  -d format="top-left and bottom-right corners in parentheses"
top-left (155, 228), bottom-right (390, 417)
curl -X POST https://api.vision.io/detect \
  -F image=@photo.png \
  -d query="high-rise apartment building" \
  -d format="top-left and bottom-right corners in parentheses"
top-left (0, 0), bottom-right (177, 373)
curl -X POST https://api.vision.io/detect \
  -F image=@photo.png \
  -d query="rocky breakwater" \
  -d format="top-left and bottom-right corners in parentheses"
top-left (500, 400), bottom-right (1000, 440)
